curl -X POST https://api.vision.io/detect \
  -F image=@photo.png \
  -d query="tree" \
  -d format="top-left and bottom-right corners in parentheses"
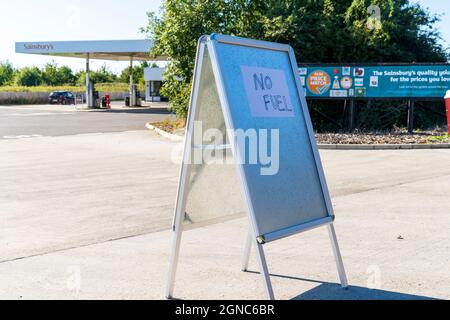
top-left (119, 61), bottom-right (150, 85)
top-left (143, 0), bottom-right (448, 118)
top-left (15, 67), bottom-right (43, 86)
top-left (57, 65), bottom-right (76, 85)
top-left (75, 64), bottom-right (117, 85)
top-left (75, 70), bottom-right (86, 86)
top-left (0, 61), bottom-right (15, 85)
top-left (42, 61), bottom-right (59, 86)
top-left (142, 1), bottom-right (265, 118)
top-left (41, 61), bottom-right (76, 85)
top-left (92, 65), bottom-right (117, 83)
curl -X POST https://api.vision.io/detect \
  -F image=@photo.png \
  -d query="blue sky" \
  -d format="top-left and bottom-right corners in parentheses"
top-left (0, 0), bottom-right (448, 74)
top-left (414, 0), bottom-right (450, 48)
top-left (0, 0), bottom-right (163, 73)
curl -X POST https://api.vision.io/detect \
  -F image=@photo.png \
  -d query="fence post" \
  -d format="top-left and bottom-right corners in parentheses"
top-left (349, 100), bottom-right (356, 132)
top-left (407, 100), bottom-right (415, 134)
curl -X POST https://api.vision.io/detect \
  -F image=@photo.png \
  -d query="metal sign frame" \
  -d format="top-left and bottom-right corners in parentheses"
top-left (165, 34), bottom-right (348, 300)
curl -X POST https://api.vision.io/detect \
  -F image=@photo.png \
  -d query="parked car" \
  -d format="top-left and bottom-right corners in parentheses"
top-left (48, 91), bottom-right (75, 105)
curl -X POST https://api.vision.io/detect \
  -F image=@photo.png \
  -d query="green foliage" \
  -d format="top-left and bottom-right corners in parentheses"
top-left (15, 66), bottom-right (43, 86)
top-left (3, 60), bottom-right (77, 87)
top-left (142, 1), bottom-right (266, 117)
top-left (119, 61), bottom-right (151, 85)
top-left (1, 62), bottom-right (147, 95)
top-left (1, 60), bottom-right (148, 96)
top-left (42, 62), bottom-right (59, 86)
top-left (41, 61), bottom-right (77, 86)
top-left (143, 0), bottom-right (449, 122)
top-left (0, 61), bottom-right (15, 85)
top-left (75, 64), bottom-right (118, 85)
top-left (157, 62), bottom-right (191, 118)
top-left (427, 133), bottom-right (450, 143)
top-left (57, 65), bottom-right (76, 85)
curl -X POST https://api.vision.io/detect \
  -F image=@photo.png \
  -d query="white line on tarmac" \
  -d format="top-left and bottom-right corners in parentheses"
top-left (2, 134), bottom-right (44, 139)
top-left (0, 106), bottom-right (76, 112)
top-left (8, 112), bottom-right (74, 116)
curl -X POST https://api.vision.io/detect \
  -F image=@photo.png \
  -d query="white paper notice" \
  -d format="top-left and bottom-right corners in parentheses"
top-left (241, 66), bottom-right (294, 117)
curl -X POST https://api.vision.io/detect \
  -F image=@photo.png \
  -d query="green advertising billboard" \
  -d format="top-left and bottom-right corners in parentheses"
top-left (298, 64), bottom-right (450, 99)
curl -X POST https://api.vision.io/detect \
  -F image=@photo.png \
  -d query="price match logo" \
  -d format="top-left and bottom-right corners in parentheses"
top-left (307, 70), bottom-right (331, 95)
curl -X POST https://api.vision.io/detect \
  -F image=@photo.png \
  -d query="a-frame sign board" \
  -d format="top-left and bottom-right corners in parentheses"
top-left (166, 34), bottom-right (348, 300)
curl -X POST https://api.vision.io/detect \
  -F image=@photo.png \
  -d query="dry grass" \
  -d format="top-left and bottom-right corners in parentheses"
top-left (150, 119), bottom-right (186, 134)
top-left (317, 130), bottom-right (450, 145)
top-left (150, 121), bottom-right (450, 145)
top-left (0, 83), bottom-right (144, 93)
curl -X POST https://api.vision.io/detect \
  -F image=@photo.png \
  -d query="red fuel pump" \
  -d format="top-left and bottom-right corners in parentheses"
top-left (105, 94), bottom-right (111, 109)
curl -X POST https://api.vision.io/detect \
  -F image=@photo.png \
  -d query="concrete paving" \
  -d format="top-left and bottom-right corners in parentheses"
top-left (0, 130), bottom-right (179, 262)
top-left (0, 128), bottom-right (449, 299)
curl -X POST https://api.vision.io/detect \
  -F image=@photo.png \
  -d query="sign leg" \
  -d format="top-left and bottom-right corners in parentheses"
top-left (327, 223), bottom-right (348, 288)
top-left (254, 241), bottom-right (275, 300)
top-left (348, 100), bottom-right (356, 132)
top-left (241, 228), bottom-right (252, 271)
top-left (165, 218), bottom-right (184, 299)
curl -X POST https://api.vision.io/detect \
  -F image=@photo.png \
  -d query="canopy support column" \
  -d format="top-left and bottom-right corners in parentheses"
top-left (129, 56), bottom-right (136, 106)
top-left (86, 53), bottom-right (94, 108)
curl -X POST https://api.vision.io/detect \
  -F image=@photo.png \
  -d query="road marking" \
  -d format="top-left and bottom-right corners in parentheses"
top-left (2, 134), bottom-right (43, 139)
top-left (8, 112), bottom-right (74, 116)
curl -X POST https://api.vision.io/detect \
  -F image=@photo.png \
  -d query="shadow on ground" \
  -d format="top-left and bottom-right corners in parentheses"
top-left (293, 283), bottom-right (436, 300)
top-left (245, 271), bottom-right (437, 300)
top-left (88, 107), bottom-right (173, 115)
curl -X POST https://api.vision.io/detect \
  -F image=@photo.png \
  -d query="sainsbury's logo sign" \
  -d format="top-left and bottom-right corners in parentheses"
top-left (23, 43), bottom-right (54, 51)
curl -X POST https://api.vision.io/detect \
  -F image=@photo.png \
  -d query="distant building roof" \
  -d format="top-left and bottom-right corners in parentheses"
top-left (144, 67), bottom-right (165, 81)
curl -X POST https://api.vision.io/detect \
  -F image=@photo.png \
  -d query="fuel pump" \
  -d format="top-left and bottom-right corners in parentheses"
top-left (105, 94), bottom-right (111, 109)
top-left (93, 90), bottom-right (99, 108)
top-left (102, 94), bottom-right (111, 109)
top-left (130, 84), bottom-right (137, 106)
top-left (129, 84), bottom-right (142, 107)
top-left (135, 88), bottom-right (141, 106)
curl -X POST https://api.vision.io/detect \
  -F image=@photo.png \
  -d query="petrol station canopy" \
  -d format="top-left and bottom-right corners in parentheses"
top-left (15, 39), bottom-right (166, 61)
top-left (15, 39), bottom-right (167, 108)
